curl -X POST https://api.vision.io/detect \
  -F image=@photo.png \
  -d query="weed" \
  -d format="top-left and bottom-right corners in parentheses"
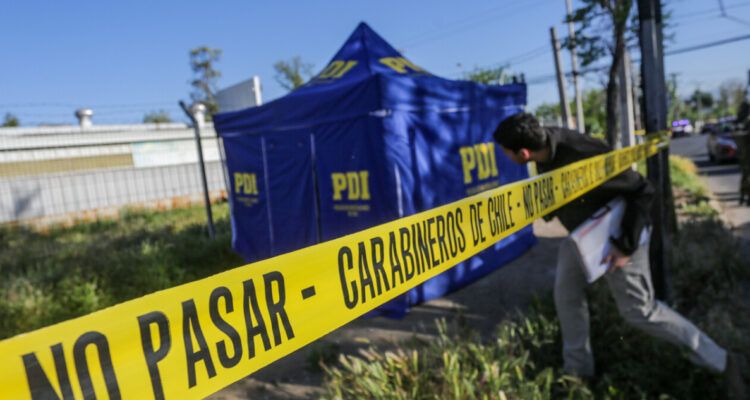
top-left (679, 200), bottom-right (719, 218)
top-left (0, 202), bottom-right (244, 340)
top-left (306, 342), bottom-right (341, 372)
top-left (637, 155), bottom-right (708, 200)
top-left (321, 317), bottom-right (590, 399)
top-left (320, 156), bottom-right (745, 399)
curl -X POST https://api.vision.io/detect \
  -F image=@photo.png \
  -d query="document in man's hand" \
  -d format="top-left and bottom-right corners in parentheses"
top-left (570, 197), bottom-right (627, 283)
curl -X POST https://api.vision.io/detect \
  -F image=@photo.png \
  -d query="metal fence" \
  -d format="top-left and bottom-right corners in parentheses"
top-left (0, 123), bottom-right (227, 226)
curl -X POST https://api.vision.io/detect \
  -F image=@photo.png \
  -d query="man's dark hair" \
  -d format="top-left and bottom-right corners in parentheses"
top-left (493, 112), bottom-right (547, 152)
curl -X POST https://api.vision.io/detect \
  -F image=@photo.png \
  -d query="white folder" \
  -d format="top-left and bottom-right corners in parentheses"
top-left (570, 197), bottom-right (650, 283)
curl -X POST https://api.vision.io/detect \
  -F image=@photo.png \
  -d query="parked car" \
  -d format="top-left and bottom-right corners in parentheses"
top-left (707, 124), bottom-right (738, 163)
top-left (670, 120), bottom-right (694, 137)
top-left (701, 123), bottom-right (716, 135)
top-left (672, 125), bottom-right (693, 137)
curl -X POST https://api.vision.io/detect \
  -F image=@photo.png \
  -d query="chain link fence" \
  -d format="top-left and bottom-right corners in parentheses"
top-left (0, 122), bottom-right (227, 228)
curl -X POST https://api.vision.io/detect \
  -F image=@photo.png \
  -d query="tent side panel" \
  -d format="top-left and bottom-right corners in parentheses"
top-left (314, 116), bottom-right (400, 242)
top-left (381, 105), bottom-right (536, 311)
top-left (222, 135), bottom-right (272, 262)
top-left (264, 130), bottom-right (319, 257)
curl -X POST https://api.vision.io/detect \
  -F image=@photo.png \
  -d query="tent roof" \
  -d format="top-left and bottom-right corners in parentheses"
top-left (215, 22), bottom-right (525, 136)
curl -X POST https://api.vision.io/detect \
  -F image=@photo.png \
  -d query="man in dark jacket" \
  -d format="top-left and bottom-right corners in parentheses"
top-left (493, 113), bottom-right (745, 394)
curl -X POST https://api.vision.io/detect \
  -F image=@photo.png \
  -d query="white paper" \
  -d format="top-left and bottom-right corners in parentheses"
top-left (569, 197), bottom-right (649, 283)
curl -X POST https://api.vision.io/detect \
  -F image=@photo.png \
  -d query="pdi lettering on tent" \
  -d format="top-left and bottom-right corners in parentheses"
top-left (0, 137), bottom-right (665, 400)
top-left (213, 22), bottom-right (536, 315)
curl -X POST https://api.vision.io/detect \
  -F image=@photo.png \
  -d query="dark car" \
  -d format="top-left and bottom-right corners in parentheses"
top-left (701, 123), bottom-right (716, 135)
top-left (707, 124), bottom-right (738, 163)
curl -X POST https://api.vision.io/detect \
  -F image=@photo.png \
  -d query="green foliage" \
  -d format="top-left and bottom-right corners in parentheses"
top-left (461, 65), bottom-right (511, 85)
top-left (679, 201), bottom-right (718, 218)
top-left (322, 277), bottom-right (734, 399)
top-left (671, 218), bottom-right (750, 353)
top-left (717, 79), bottom-right (746, 118)
top-left (0, 203), bottom-right (243, 340)
top-left (636, 155), bottom-right (708, 200)
top-left (321, 155), bottom-right (745, 399)
top-left (687, 89), bottom-right (714, 112)
top-left (583, 275), bottom-right (725, 399)
top-left (273, 56), bottom-right (314, 91)
top-left (189, 46), bottom-right (222, 117)
top-left (668, 155), bottom-right (708, 199)
top-left (2, 112), bottom-right (19, 127)
top-left (142, 109), bottom-right (172, 124)
top-left (534, 89), bottom-right (605, 133)
top-left (564, 0), bottom-right (636, 68)
top-left (322, 316), bottom-right (590, 400)
top-left (579, 89), bottom-right (606, 134)
top-left (534, 103), bottom-right (561, 124)
top-left (666, 73), bottom-right (685, 125)
top-left (565, 0), bottom-right (640, 145)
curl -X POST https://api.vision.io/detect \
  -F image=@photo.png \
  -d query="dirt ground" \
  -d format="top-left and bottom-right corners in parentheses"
top-left (208, 219), bottom-right (569, 400)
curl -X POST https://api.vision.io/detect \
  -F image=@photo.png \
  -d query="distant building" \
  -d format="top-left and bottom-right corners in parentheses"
top-left (0, 106), bottom-right (226, 227)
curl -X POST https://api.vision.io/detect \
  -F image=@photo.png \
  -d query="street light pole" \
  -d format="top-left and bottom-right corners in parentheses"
top-left (179, 101), bottom-right (216, 239)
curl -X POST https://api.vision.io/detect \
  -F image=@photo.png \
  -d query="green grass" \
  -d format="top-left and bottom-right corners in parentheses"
top-left (0, 202), bottom-right (244, 340)
top-left (2, 156), bottom-right (745, 398)
top-left (637, 155), bottom-right (709, 200)
top-left (322, 271), bottom-right (740, 400)
top-left (322, 314), bottom-right (591, 400)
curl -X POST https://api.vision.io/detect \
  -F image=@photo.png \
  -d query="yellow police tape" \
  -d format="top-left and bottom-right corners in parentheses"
top-left (0, 138), bottom-right (667, 400)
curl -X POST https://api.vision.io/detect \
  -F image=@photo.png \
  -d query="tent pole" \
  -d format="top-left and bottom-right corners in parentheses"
top-left (179, 101), bottom-right (215, 239)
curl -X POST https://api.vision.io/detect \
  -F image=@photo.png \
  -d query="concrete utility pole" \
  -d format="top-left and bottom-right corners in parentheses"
top-left (565, 0), bottom-right (585, 133)
top-left (550, 27), bottom-right (573, 129)
top-left (619, 51), bottom-right (636, 149)
top-left (631, 59), bottom-right (643, 132)
top-left (637, 0), bottom-right (673, 300)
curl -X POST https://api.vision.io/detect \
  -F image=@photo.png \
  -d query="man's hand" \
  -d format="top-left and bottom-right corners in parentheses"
top-left (601, 246), bottom-right (630, 274)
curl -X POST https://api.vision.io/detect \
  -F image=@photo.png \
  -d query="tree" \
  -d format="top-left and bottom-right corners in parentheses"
top-left (566, 0), bottom-right (638, 147)
top-left (2, 113), bottom-right (19, 127)
top-left (666, 73), bottom-right (683, 124)
top-left (461, 65), bottom-right (511, 85)
top-left (579, 88), bottom-right (607, 134)
top-left (687, 90), bottom-right (713, 111)
top-left (534, 102), bottom-right (561, 124)
top-left (536, 88), bottom-right (606, 133)
top-left (717, 79), bottom-right (746, 117)
top-left (685, 89), bottom-right (713, 122)
top-left (189, 46), bottom-right (222, 118)
top-left (143, 110), bottom-right (172, 124)
top-left (273, 56), bottom-right (314, 91)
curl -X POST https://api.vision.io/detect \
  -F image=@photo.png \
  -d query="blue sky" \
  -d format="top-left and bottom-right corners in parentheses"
top-left (1, 0), bottom-right (749, 126)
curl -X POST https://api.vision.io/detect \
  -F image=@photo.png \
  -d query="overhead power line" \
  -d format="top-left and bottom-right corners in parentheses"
top-left (401, 0), bottom-right (547, 49)
top-left (663, 32), bottom-right (750, 55)
top-left (526, 32), bottom-right (750, 85)
top-left (671, 0), bottom-right (750, 21)
top-left (447, 44), bottom-right (550, 78)
top-left (718, 0), bottom-right (750, 28)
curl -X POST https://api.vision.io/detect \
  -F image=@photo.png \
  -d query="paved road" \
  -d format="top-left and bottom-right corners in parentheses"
top-left (669, 134), bottom-right (750, 236)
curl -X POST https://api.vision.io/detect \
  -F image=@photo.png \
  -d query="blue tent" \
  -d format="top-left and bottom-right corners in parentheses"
top-left (214, 22), bottom-right (536, 316)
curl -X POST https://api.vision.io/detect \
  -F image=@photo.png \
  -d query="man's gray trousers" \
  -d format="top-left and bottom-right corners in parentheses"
top-left (554, 236), bottom-right (726, 376)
